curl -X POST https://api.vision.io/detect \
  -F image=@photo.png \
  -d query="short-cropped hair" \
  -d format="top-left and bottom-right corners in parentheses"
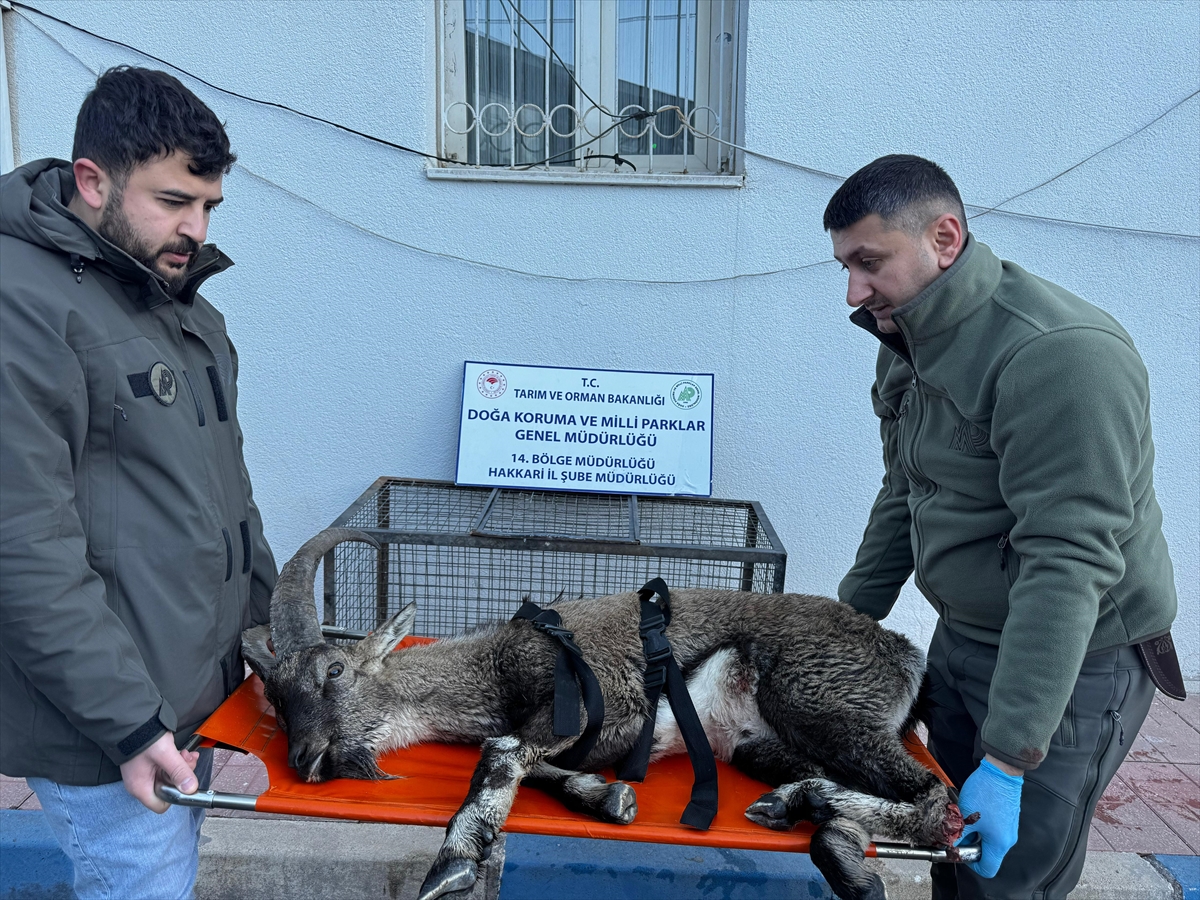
top-left (72, 66), bottom-right (236, 182)
top-left (823, 154), bottom-right (966, 236)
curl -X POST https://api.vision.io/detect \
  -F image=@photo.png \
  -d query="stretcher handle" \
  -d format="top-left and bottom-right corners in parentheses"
top-left (154, 777), bottom-right (260, 811)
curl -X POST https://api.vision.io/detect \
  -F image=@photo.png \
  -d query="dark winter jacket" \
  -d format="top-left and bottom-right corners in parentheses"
top-left (838, 235), bottom-right (1177, 771)
top-left (0, 159), bottom-right (276, 784)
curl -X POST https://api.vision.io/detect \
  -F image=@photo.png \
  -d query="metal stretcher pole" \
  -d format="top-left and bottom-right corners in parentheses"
top-left (152, 780), bottom-right (980, 863)
top-left (872, 842), bottom-right (979, 863)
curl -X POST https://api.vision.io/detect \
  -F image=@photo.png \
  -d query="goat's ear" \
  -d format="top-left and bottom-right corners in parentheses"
top-left (242, 624), bottom-right (277, 681)
top-left (357, 603), bottom-right (417, 662)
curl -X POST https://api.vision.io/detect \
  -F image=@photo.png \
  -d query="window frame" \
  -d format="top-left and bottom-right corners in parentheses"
top-left (432, 0), bottom-right (745, 186)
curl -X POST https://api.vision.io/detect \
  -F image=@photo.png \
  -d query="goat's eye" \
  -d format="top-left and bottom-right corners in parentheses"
top-left (327, 662), bottom-right (344, 678)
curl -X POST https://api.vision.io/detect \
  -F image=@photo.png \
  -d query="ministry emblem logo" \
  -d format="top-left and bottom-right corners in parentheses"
top-left (477, 369), bottom-right (507, 399)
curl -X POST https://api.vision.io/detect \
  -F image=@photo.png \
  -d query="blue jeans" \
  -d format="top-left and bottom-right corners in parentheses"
top-left (29, 749), bottom-right (213, 900)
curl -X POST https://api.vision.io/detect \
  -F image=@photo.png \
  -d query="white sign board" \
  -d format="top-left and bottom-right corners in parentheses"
top-left (457, 362), bottom-right (713, 496)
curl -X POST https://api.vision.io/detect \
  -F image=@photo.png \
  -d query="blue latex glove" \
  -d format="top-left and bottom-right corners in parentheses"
top-left (955, 758), bottom-right (1023, 878)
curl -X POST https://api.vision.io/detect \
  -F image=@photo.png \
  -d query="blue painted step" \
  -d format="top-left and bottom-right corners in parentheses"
top-left (1155, 855), bottom-right (1199, 900)
top-left (501, 833), bottom-right (832, 899)
top-left (0, 810), bottom-right (73, 899)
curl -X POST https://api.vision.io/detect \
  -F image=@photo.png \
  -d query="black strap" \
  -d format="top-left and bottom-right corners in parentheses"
top-left (512, 601), bottom-right (605, 770)
top-left (616, 578), bottom-right (718, 830)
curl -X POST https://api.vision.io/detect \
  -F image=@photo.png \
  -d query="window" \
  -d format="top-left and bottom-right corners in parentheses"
top-left (435, 0), bottom-right (745, 183)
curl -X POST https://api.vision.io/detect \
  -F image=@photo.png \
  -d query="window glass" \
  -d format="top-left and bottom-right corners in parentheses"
top-left (616, 0), bottom-right (697, 157)
top-left (465, 0), bottom-right (577, 166)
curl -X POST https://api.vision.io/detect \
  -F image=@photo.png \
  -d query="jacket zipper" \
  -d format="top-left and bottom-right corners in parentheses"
top-left (900, 372), bottom-right (945, 613)
top-left (172, 305), bottom-right (248, 677)
top-left (998, 532), bottom-right (1010, 569)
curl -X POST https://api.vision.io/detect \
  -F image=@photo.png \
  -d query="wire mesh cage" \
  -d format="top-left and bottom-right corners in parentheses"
top-left (323, 478), bottom-right (787, 637)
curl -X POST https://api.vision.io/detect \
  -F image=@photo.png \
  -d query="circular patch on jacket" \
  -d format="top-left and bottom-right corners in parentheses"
top-left (147, 361), bottom-right (178, 406)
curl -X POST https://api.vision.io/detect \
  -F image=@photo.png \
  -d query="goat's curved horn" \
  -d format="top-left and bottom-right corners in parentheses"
top-left (270, 527), bottom-right (381, 657)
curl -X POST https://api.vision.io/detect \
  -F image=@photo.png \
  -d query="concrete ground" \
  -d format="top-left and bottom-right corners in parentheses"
top-left (3, 692), bottom-right (1197, 898)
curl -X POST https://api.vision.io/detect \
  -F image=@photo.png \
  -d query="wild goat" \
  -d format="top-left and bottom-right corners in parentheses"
top-left (243, 529), bottom-right (967, 900)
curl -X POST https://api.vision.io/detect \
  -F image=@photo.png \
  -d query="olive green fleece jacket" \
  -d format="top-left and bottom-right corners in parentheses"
top-left (838, 236), bottom-right (1177, 771)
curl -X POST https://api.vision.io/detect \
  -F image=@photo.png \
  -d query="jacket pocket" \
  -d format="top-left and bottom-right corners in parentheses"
top-left (1057, 694), bottom-right (1077, 748)
top-left (206, 366), bottom-right (229, 421)
top-left (222, 528), bottom-right (233, 582)
top-left (239, 520), bottom-right (251, 574)
top-left (182, 370), bottom-right (206, 426)
top-left (999, 532), bottom-right (1020, 589)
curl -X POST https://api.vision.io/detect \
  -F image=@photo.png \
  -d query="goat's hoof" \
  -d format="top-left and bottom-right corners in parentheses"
top-left (418, 856), bottom-right (478, 900)
top-left (601, 782), bottom-right (638, 824)
top-left (745, 791), bottom-right (792, 830)
top-left (478, 829), bottom-right (496, 860)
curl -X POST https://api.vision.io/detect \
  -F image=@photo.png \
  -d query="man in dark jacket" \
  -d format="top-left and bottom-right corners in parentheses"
top-left (826, 155), bottom-right (1179, 899)
top-left (0, 66), bottom-right (276, 898)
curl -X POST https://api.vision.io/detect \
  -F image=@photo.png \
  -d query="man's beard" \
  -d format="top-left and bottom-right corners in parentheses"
top-left (98, 190), bottom-right (199, 297)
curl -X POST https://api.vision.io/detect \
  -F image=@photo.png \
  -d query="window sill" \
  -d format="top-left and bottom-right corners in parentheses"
top-left (424, 166), bottom-right (743, 189)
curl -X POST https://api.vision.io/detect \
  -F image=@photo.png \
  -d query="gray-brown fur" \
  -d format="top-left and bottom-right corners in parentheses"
top-left (244, 530), bottom-right (962, 900)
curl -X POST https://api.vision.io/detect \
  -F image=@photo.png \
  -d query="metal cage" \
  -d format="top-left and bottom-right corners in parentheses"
top-left (322, 478), bottom-right (787, 637)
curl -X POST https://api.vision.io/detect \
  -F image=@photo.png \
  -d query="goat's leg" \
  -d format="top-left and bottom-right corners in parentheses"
top-left (748, 749), bottom-right (961, 848)
top-left (809, 816), bottom-right (887, 900)
top-left (758, 774), bottom-right (955, 845)
top-left (732, 732), bottom-right (827, 788)
top-left (824, 728), bottom-right (946, 804)
top-left (817, 732), bottom-right (962, 846)
top-left (418, 735), bottom-right (543, 900)
top-left (523, 760), bottom-right (638, 824)
top-left (735, 732), bottom-right (838, 831)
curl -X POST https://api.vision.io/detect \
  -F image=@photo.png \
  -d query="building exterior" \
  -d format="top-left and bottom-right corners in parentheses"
top-left (3, 0), bottom-right (1197, 678)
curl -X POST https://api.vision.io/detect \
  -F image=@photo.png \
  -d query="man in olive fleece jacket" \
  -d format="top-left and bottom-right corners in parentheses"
top-left (1, 68), bottom-right (276, 898)
top-left (826, 156), bottom-right (1177, 899)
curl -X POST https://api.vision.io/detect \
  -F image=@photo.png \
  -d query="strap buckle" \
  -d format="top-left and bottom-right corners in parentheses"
top-left (642, 630), bottom-right (673, 665)
top-left (533, 620), bottom-right (574, 642)
top-left (642, 664), bottom-right (668, 690)
top-left (539, 623), bottom-right (584, 658)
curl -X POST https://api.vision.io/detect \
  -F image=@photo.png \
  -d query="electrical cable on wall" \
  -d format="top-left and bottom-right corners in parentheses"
top-left (9, 0), bottom-right (1200, 253)
top-left (234, 160), bottom-right (839, 285)
top-left (968, 87), bottom-right (1200, 221)
top-left (7, 0), bottom-right (643, 171)
top-left (4, 12), bottom-right (846, 286)
top-left (495, 0), bottom-right (1199, 227)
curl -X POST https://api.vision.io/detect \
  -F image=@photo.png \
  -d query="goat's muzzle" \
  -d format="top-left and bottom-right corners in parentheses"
top-left (288, 740), bottom-right (328, 783)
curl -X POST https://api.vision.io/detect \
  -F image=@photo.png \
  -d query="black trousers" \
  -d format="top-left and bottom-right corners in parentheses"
top-left (925, 621), bottom-right (1154, 900)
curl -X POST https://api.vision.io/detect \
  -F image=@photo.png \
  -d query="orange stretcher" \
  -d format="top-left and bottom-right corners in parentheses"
top-left (160, 637), bottom-right (976, 864)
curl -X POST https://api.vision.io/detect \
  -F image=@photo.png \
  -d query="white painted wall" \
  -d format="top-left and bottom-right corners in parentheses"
top-left (6, 0), bottom-right (1197, 676)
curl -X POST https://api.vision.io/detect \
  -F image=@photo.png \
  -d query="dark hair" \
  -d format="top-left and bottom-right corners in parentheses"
top-left (72, 66), bottom-right (236, 182)
top-left (823, 154), bottom-right (966, 236)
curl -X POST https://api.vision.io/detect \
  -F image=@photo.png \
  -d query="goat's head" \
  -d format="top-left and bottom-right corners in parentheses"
top-left (241, 528), bottom-right (414, 783)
